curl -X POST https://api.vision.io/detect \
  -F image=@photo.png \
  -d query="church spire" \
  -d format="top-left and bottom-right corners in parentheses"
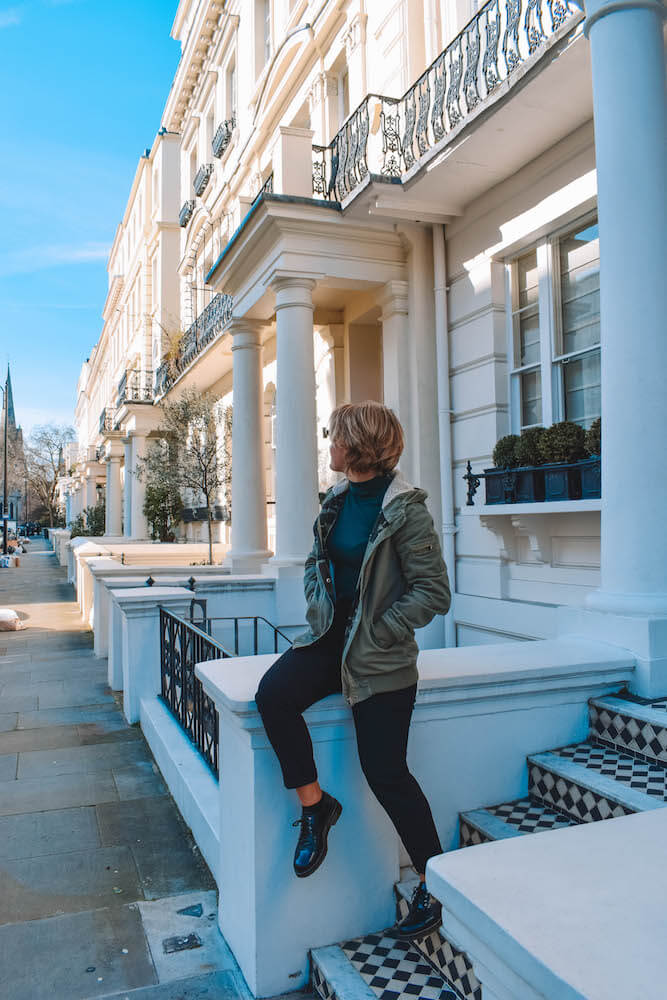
top-left (5, 366), bottom-right (16, 430)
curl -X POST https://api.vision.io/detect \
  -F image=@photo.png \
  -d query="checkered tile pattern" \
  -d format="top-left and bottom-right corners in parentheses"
top-left (396, 901), bottom-right (481, 1000)
top-left (487, 798), bottom-right (575, 834)
top-left (555, 742), bottom-right (667, 799)
top-left (529, 762), bottom-right (634, 822)
top-left (459, 818), bottom-right (492, 847)
top-left (312, 961), bottom-right (338, 1000)
top-left (590, 702), bottom-right (667, 765)
top-left (340, 933), bottom-right (458, 999)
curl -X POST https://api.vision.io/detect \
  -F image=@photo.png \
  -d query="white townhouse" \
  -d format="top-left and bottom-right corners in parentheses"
top-left (68, 130), bottom-right (181, 538)
top-left (74, 0), bottom-right (665, 649)
top-left (65, 2), bottom-right (667, 997)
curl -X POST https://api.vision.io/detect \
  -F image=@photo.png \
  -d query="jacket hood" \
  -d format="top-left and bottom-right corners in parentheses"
top-left (328, 469), bottom-right (427, 516)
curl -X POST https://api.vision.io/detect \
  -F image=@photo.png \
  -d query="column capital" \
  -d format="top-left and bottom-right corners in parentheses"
top-left (584, 0), bottom-right (666, 35)
top-left (227, 318), bottom-right (266, 349)
top-left (379, 279), bottom-right (409, 319)
top-left (270, 275), bottom-right (318, 311)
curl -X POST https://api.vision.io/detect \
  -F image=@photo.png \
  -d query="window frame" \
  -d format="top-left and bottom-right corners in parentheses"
top-left (506, 210), bottom-right (599, 434)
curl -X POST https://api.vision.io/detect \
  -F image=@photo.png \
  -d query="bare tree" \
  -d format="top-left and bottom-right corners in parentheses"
top-left (26, 424), bottom-right (75, 527)
top-left (139, 388), bottom-right (227, 564)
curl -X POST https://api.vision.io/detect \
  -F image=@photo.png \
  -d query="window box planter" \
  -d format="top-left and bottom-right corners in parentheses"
top-left (483, 466), bottom-right (545, 504)
top-left (580, 456), bottom-right (601, 499)
top-left (543, 463), bottom-right (582, 501)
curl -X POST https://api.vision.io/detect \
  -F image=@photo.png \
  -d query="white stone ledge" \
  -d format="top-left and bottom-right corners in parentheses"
top-left (461, 500), bottom-right (601, 515)
top-left (428, 809), bottom-right (667, 1000)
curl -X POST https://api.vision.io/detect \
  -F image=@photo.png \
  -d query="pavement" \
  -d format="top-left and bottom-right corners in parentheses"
top-left (0, 537), bottom-right (315, 1000)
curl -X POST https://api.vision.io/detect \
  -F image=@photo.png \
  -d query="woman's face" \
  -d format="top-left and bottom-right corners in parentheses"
top-left (329, 438), bottom-right (349, 473)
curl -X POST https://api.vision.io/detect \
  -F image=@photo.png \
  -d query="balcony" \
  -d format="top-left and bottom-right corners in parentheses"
top-left (193, 163), bottom-right (214, 197)
top-left (251, 173), bottom-right (273, 206)
top-left (117, 370), bottom-right (154, 407)
top-left (212, 117), bottom-right (235, 158)
top-left (99, 407), bottom-right (114, 434)
top-left (154, 292), bottom-right (233, 397)
top-left (312, 0), bottom-right (583, 203)
top-left (179, 199), bottom-right (195, 228)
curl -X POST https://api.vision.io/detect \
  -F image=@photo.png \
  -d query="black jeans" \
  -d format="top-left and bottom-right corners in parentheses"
top-left (255, 601), bottom-right (442, 874)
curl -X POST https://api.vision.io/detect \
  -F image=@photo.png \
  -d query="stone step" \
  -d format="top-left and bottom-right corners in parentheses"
top-left (528, 743), bottom-right (667, 824)
top-left (460, 799), bottom-right (575, 847)
top-left (589, 693), bottom-right (667, 765)
top-left (311, 932), bottom-right (460, 1000)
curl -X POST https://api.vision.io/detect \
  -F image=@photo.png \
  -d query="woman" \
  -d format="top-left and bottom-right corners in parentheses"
top-left (255, 401), bottom-right (450, 939)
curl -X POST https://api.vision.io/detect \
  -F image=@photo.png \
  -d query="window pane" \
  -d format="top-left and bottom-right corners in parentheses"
top-left (521, 369), bottom-right (542, 428)
top-left (518, 308), bottom-right (540, 366)
top-left (560, 221), bottom-right (600, 355)
top-left (517, 250), bottom-right (538, 308)
top-left (563, 350), bottom-right (601, 428)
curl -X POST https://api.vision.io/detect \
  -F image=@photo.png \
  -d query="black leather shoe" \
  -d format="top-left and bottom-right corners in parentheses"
top-left (394, 881), bottom-right (442, 939)
top-left (292, 791), bottom-right (342, 878)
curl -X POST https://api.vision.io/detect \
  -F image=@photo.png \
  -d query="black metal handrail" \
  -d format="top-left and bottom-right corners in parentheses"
top-left (194, 163), bottom-right (214, 196)
top-left (159, 607), bottom-right (232, 777)
top-left (180, 199), bottom-right (195, 228)
top-left (191, 614), bottom-right (296, 656)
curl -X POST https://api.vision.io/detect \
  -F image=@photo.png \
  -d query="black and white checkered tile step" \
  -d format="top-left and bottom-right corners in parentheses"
top-left (589, 694), bottom-right (667, 765)
top-left (311, 935), bottom-right (459, 1000)
top-left (554, 741), bottom-right (667, 798)
top-left (527, 745), bottom-right (667, 824)
top-left (460, 798), bottom-right (575, 846)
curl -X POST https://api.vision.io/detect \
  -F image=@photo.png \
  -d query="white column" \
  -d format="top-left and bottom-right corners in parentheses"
top-left (228, 320), bottom-right (271, 572)
top-left (271, 277), bottom-right (319, 565)
top-left (584, 0), bottom-right (667, 614)
top-left (122, 438), bottom-right (132, 537)
top-left (84, 474), bottom-right (97, 511)
top-left (380, 280), bottom-right (416, 484)
top-left (106, 452), bottom-right (123, 537)
top-left (130, 433), bottom-right (149, 540)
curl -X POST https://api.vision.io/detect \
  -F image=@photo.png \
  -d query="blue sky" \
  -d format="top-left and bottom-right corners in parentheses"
top-left (0, 0), bottom-right (179, 436)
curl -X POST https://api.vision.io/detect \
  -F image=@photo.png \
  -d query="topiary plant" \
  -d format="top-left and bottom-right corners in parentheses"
top-left (492, 434), bottom-right (520, 469)
top-left (516, 426), bottom-right (546, 467)
top-left (585, 417), bottom-right (601, 456)
top-left (539, 421), bottom-right (587, 464)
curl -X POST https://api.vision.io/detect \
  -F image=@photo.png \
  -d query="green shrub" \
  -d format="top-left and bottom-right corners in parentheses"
top-left (539, 421), bottom-right (587, 464)
top-left (492, 434), bottom-right (520, 469)
top-left (585, 417), bottom-right (601, 456)
top-left (516, 427), bottom-right (546, 467)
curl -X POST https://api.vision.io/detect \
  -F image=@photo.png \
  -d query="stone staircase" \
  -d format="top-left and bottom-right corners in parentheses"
top-left (311, 690), bottom-right (667, 1000)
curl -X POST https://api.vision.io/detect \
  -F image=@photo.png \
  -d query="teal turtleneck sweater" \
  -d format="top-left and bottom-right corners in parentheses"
top-left (328, 474), bottom-right (392, 603)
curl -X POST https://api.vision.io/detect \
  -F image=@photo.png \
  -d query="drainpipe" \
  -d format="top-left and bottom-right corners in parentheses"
top-left (432, 224), bottom-right (456, 648)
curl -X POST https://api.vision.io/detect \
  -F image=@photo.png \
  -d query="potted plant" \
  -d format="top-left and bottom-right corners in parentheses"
top-left (485, 435), bottom-right (520, 504)
top-left (581, 417), bottom-right (601, 498)
top-left (514, 427), bottom-right (546, 502)
top-left (538, 421), bottom-right (587, 500)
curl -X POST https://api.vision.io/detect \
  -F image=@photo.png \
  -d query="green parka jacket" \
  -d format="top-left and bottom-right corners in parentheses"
top-left (292, 471), bottom-right (451, 705)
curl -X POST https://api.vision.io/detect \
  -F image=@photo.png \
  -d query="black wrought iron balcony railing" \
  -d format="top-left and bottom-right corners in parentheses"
top-left (193, 163), bottom-right (214, 196)
top-left (312, 0), bottom-right (580, 201)
top-left (251, 173), bottom-right (274, 206)
top-left (99, 407), bottom-right (114, 434)
top-left (179, 199), bottom-right (195, 227)
top-left (153, 292), bottom-right (233, 398)
top-left (212, 116), bottom-right (236, 158)
top-left (117, 370), bottom-right (154, 407)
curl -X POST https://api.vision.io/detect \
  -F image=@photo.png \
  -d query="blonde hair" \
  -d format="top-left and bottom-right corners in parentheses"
top-left (329, 401), bottom-right (404, 475)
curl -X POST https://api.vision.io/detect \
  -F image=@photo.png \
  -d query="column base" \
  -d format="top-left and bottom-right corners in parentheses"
top-left (224, 549), bottom-right (273, 574)
top-left (558, 605), bottom-right (667, 699)
top-left (585, 589), bottom-right (667, 616)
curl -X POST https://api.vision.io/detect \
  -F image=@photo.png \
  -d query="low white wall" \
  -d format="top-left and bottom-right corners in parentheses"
top-left (196, 636), bottom-right (634, 997)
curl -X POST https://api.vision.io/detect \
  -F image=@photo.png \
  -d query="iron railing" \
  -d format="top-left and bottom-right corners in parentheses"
top-left (212, 116), bottom-right (236, 157)
top-left (180, 199), bottom-right (195, 227)
top-left (313, 0), bottom-right (580, 200)
top-left (193, 163), bottom-right (214, 196)
top-left (159, 607), bottom-right (230, 777)
top-left (99, 407), bottom-right (114, 434)
top-left (192, 615), bottom-right (296, 656)
top-left (252, 173), bottom-right (274, 205)
top-left (153, 292), bottom-right (233, 397)
top-left (117, 370), bottom-right (153, 407)
top-left (463, 456), bottom-right (601, 505)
